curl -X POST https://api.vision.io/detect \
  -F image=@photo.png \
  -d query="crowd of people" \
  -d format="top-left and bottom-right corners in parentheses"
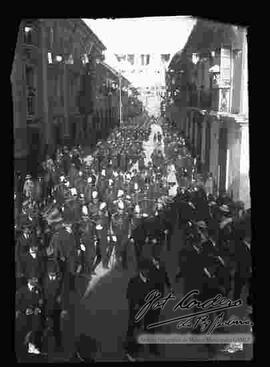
top-left (14, 116), bottom-right (252, 361)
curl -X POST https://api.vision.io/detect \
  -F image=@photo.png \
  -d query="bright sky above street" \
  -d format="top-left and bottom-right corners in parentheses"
top-left (83, 16), bottom-right (196, 62)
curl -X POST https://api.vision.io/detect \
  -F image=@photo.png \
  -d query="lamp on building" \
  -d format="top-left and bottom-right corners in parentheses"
top-left (55, 55), bottom-right (63, 63)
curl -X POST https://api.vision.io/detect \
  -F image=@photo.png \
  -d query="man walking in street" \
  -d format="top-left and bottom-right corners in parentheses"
top-left (124, 258), bottom-right (154, 361)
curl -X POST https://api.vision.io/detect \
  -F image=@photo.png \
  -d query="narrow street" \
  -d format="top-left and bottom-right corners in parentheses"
top-left (70, 123), bottom-right (251, 361)
top-left (14, 17), bottom-right (251, 363)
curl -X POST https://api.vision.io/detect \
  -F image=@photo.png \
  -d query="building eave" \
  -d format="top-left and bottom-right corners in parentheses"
top-left (80, 19), bottom-right (106, 51)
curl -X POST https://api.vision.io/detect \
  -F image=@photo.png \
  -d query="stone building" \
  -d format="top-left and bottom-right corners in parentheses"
top-left (166, 19), bottom-right (250, 208)
top-left (11, 18), bottom-right (105, 175)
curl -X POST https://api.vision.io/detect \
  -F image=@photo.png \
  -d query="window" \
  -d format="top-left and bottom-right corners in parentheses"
top-left (141, 55), bottom-right (150, 66)
top-left (25, 65), bottom-right (36, 118)
top-left (24, 25), bottom-right (33, 44)
top-left (161, 54), bottom-right (170, 63)
top-left (25, 65), bottom-right (34, 88)
top-left (141, 55), bottom-right (145, 66)
top-left (50, 27), bottom-right (54, 49)
top-left (54, 75), bottom-right (58, 97)
top-left (23, 22), bottom-right (38, 46)
top-left (27, 90), bottom-right (35, 116)
top-left (47, 52), bottom-right (53, 64)
top-left (127, 54), bottom-right (135, 65)
top-left (115, 54), bottom-right (126, 62)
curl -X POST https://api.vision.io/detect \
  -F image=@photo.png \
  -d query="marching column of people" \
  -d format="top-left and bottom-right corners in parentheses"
top-left (14, 115), bottom-right (251, 361)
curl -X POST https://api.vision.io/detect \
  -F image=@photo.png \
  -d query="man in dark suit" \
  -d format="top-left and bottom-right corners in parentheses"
top-left (145, 255), bottom-right (172, 356)
top-left (124, 258), bottom-right (158, 361)
top-left (43, 260), bottom-right (64, 352)
top-left (149, 256), bottom-right (171, 296)
top-left (19, 244), bottom-right (45, 288)
top-left (15, 219), bottom-right (35, 289)
top-left (16, 277), bottom-right (44, 355)
top-left (62, 147), bottom-right (71, 176)
top-left (80, 217), bottom-right (97, 275)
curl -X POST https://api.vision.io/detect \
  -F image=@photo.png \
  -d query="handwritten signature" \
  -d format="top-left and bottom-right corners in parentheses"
top-left (134, 290), bottom-right (253, 334)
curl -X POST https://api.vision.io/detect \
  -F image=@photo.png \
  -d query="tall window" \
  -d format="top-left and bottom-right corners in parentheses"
top-left (25, 65), bottom-right (34, 88)
top-left (27, 90), bottom-right (35, 117)
top-left (23, 22), bottom-right (38, 46)
top-left (25, 65), bottom-right (36, 118)
top-left (54, 74), bottom-right (63, 108)
top-left (141, 54), bottom-right (150, 66)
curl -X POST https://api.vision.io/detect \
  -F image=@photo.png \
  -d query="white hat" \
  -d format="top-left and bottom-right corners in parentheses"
top-left (87, 177), bottom-right (92, 183)
top-left (118, 200), bottom-right (125, 210)
top-left (82, 206), bottom-right (88, 216)
top-left (220, 204), bottom-right (230, 213)
top-left (70, 188), bottom-right (77, 195)
top-left (99, 202), bottom-right (107, 211)
top-left (92, 191), bottom-right (98, 199)
top-left (117, 190), bottom-right (124, 198)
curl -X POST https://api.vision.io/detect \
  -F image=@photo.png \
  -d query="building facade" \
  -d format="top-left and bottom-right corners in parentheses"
top-left (110, 52), bottom-right (171, 117)
top-left (12, 18), bottom-right (106, 175)
top-left (166, 20), bottom-right (250, 209)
